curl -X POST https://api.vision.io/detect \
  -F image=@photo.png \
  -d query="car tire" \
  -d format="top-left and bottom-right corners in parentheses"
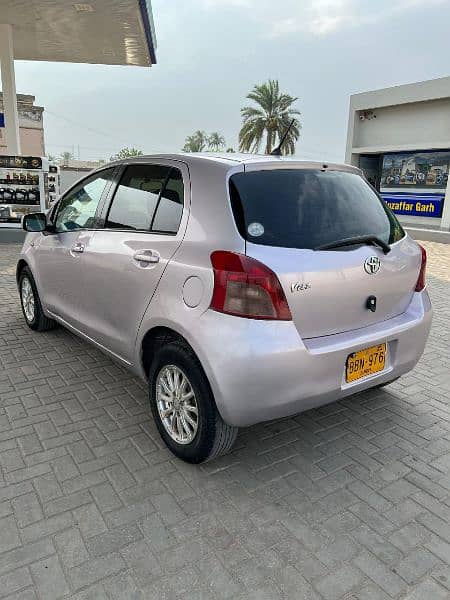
top-left (19, 266), bottom-right (57, 332)
top-left (149, 341), bottom-right (238, 463)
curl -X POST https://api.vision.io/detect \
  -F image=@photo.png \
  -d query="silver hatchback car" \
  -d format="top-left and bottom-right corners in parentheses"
top-left (18, 154), bottom-right (432, 463)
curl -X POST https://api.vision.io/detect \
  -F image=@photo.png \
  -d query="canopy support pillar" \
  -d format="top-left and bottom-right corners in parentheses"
top-left (0, 24), bottom-right (21, 155)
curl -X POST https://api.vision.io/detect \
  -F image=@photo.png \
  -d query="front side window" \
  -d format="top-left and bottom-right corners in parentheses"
top-left (55, 168), bottom-right (115, 232)
top-left (105, 164), bottom-right (183, 233)
top-left (230, 169), bottom-right (404, 249)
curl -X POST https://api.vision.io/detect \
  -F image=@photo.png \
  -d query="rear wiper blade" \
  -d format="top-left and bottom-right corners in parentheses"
top-left (315, 235), bottom-right (391, 254)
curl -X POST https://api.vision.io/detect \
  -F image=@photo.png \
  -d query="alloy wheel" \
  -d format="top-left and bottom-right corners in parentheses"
top-left (21, 277), bottom-right (35, 323)
top-left (156, 365), bottom-right (199, 444)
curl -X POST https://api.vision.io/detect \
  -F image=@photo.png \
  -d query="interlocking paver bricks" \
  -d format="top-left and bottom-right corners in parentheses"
top-left (0, 240), bottom-right (449, 598)
top-left (29, 555), bottom-right (70, 600)
top-left (0, 567), bottom-right (33, 598)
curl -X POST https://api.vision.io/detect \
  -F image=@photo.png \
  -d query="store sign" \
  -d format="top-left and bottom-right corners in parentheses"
top-left (381, 150), bottom-right (450, 190)
top-left (0, 113), bottom-right (4, 128)
top-left (382, 192), bottom-right (444, 218)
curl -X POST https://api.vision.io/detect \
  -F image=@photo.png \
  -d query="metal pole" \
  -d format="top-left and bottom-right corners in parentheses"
top-left (0, 24), bottom-right (21, 155)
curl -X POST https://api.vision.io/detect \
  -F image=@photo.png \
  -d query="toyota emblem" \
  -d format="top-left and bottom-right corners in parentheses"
top-left (364, 256), bottom-right (381, 275)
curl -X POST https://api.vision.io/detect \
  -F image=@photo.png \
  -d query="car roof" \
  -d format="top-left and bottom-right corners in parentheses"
top-left (108, 152), bottom-right (361, 175)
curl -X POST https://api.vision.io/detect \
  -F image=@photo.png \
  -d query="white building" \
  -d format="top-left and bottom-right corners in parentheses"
top-left (346, 76), bottom-right (450, 231)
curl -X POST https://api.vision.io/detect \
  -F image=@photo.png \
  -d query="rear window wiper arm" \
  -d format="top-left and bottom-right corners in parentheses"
top-left (315, 235), bottom-right (391, 254)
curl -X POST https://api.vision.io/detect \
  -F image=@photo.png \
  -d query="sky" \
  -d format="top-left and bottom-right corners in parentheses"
top-left (12, 0), bottom-right (450, 162)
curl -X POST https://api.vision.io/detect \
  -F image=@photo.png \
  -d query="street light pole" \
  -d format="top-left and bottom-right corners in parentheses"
top-left (0, 24), bottom-right (21, 155)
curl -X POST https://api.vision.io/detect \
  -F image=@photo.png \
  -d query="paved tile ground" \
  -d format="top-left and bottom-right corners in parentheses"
top-left (0, 241), bottom-right (449, 600)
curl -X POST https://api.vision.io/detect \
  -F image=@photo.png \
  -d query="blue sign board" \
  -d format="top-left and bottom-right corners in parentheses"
top-left (381, 192), bottom-right (445, 218)
top-left (0, 113), bottom-right (4, 128)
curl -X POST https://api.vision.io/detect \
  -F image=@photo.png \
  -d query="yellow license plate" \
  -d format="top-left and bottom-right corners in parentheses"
top-left (346, 343), bottom-right (386, 383)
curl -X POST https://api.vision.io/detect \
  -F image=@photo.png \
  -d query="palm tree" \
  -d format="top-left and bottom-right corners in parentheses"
top-left (239, 80), bottom-right (301, 155)
top-left (207, 132), bottom-right (226, 151)
top-left (182, 130), bottom-right (208, 152)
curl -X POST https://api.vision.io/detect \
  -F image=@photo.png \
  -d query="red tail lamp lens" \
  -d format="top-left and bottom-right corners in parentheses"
top-left (210, 251), bottom-right (292, 320)
top-left (415, 244), bottom-right (427, 292)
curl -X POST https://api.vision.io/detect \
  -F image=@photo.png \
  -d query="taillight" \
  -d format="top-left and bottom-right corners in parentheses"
top-left (415, 244), bottom-right (427, 292)
top-left (210, 251), bottom-right (292, 320)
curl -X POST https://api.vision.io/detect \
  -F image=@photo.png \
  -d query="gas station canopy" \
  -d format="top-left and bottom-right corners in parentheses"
top-left (0, 1), bottom-right (156, 156)
top-left (1, 0), bottom-right (157, 66)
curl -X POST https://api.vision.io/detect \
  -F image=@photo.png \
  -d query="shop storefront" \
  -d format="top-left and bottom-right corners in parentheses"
top-left (346, 77), bottom-right (450, 231)
top-left (359, 149), bottom-right (449, 220)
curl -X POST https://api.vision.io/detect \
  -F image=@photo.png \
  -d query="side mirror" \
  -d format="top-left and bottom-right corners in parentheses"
top-left (22, 212), bottom-right (47, 232)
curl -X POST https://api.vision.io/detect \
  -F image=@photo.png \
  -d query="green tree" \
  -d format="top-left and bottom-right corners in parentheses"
top-left (59, 151), bottom-right (74, 164)
top-left (239, 79), bottom-right (301, 155)
top-left (110, 147), bottom-right (143, 161)
top-left (207, 132), bottom-right (226, 151)
top-left (182, 130), bottom-right (208, 152)
top-left (226, 147), bottom-right (235, 153)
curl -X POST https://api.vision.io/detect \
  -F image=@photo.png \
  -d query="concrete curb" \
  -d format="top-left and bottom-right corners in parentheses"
top-left (405, 226), bottom-right (450, 244)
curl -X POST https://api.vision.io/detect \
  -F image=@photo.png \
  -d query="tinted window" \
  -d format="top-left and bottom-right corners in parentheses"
top-left (54, 168), bottom-right (115, 232)
top-left (230, 169), bottom-right (404, 249)
top-left (151, 169), bottom-right (184, 233)
top-left (106, 165), bottom-right (171, 230)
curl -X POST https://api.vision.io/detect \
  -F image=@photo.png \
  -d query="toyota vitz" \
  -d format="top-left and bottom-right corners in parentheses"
top-left (17, 154), bottom-right (432, 463)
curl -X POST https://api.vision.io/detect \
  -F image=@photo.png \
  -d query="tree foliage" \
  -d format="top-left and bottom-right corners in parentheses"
top-left (207, 132), bottom-right (226, 151)
top-left (110, 147), bottom-right (143, 161)
top-left (59, 151), bottom-right (74, 164)
top-left (182, 131), bottom-right (226, 152)
top-left (239, 79), bottom-right (301, 155)
top-left (182, 131), bottom-right (208, 152)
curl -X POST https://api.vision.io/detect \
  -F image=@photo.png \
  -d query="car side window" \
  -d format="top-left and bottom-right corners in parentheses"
top-left (54, 168), bottom-right (115, 233)
top-left (105, 165), bottom-right (171, 231)
top-left (151, 168), bottom-right (184, 233)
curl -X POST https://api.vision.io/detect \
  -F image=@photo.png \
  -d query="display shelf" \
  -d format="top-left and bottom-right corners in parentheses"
top-left (0, 156), bottom-right (48, 227)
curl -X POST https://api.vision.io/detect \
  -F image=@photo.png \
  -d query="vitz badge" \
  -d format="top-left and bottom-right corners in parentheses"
top-left (291, 282), bottom-right (311, 293)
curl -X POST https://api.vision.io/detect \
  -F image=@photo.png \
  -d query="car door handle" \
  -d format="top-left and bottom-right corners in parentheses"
top-left (71, 243), bottom-right (85, 254)
top-left (133, 250), bottom-right (160, 264)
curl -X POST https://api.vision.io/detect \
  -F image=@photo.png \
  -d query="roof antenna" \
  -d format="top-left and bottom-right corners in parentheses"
top-left (270, 119), bottom-right (296, 156)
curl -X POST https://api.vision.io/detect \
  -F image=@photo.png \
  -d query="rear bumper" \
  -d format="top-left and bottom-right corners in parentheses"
top-left (196, 291), bottom-right (432, 427)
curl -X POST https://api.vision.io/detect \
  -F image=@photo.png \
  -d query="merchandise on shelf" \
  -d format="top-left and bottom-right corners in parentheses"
top-left (0, 156), bottom-right (50, 226)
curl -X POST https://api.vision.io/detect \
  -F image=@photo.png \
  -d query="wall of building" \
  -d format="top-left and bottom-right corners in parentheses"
top-left (16, 127), bottom-right (45, 156)
top-left (0, 93), bottom-right (45, 156)
top-left (59, 169), bottom-right (89, 193)
top-left (59, 161), bottom-right (103, 193)
top-left (353, 98), bottom-right (450, 151)
top-left (346, 77), bottom-right (450, 230)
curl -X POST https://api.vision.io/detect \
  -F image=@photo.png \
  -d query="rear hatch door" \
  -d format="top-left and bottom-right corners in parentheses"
top-left (229, 164), bottom-right (420, 338)
top-left (245, 238), bottom-right (420, 338)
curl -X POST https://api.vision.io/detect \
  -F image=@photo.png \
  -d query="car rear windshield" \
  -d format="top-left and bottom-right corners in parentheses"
top-left (229, 169), bottom-right (404, 249)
